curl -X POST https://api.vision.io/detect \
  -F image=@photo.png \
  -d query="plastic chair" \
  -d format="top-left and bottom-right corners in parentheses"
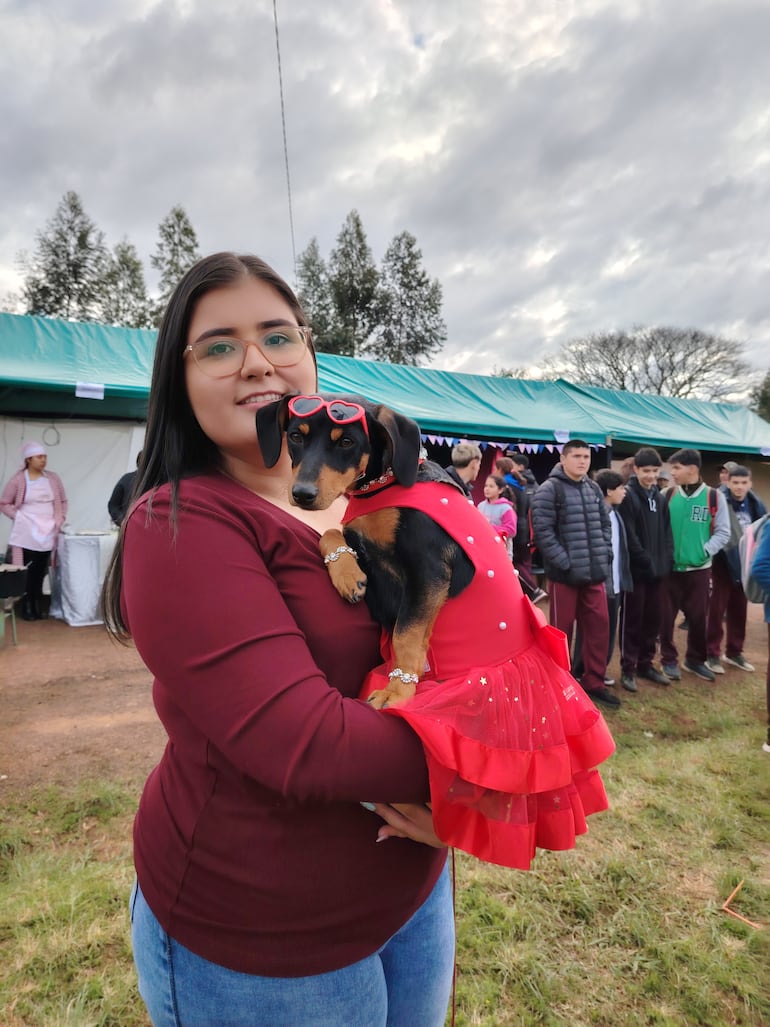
top-left (0, 565), bottom-right (28, 646)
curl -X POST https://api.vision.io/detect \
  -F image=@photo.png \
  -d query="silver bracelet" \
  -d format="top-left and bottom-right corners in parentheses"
top-left (388, 667), bottom-right (420, 685)
top-left (323, 545), bottom-right (358, 565)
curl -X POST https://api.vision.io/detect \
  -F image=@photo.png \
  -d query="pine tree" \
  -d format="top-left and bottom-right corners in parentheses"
top-left (20, 191), bottom-right (108, 321)
top-left (150, 205), bottom-right (200, 325)
top-left (296, 238), bottom-right (340, 354)
top-left (750, 369), bottom-right (770, 422)
top-left (327, 210), bottom-right (379, 357)
top-left (364, 231), bottom-right (446, 365)
top-left (99, 239), bottom-right (152, 328)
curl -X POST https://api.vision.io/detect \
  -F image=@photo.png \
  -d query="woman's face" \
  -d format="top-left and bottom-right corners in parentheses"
top-left (483, 477), bottom-right (501, 500)
top-left (184, 276), bottom-right (316, 464)
top-left (26, 454), bottom-right (47, 473)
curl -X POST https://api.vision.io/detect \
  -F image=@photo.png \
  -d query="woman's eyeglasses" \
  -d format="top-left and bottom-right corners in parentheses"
top-left (287, 395), bottom-right (369, 438)
top-left (185, 326), bottom-right (311, 378)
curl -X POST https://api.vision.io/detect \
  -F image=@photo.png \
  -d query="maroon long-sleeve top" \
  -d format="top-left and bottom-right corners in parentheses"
top-left (122, 473), bottom-right (445, 976)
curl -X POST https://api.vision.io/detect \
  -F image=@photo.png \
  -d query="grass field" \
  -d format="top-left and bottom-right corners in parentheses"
top-left (2, 674), bottom-right (769, 1026)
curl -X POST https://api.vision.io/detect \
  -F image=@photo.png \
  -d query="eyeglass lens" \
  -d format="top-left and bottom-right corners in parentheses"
top-left (191, 328), bottom-right (306, 376)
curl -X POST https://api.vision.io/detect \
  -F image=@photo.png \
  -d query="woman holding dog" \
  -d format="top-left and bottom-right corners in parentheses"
top-left (102, 253), bottom-right (453, 1027)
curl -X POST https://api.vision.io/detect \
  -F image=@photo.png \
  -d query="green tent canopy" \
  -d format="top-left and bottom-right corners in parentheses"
top-left (1, 312), bottom-right (768, 455)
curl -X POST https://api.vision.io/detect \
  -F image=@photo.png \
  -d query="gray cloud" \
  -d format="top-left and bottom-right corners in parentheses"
top-left (1, 0), bottom-right (768, 378)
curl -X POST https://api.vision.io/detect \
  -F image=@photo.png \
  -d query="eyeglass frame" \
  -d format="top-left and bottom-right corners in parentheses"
top-left (184, 324), bottom-right (312, 377)
top-left (287, 395), bottom-right (370, 439)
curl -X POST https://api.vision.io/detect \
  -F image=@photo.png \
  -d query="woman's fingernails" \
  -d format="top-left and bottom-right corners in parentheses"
top-left (360, 802), bottom-right (376, 812)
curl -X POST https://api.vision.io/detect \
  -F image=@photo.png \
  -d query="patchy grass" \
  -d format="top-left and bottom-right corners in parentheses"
top-left (1, 679), bottom-right (768, 1026)
top-left (453, 676), bottom-right (770, 1026)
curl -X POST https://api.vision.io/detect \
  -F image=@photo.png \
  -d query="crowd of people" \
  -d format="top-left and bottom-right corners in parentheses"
top-left (443, 436), bottom-right (768, 747)
top-left (469, 442), bottom-right (768, 736)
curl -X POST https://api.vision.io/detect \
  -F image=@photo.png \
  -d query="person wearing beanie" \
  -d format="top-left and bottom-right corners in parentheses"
top-left (0, 441), bottom-right (68, 620)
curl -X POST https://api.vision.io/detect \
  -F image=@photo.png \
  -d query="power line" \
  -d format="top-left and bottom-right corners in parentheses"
top-left (272, 0), bottom-right (297, 279)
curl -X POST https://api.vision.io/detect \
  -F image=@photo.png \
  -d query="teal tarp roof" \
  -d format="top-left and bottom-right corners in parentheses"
top-left (0, 312), bottom-right (155, 419)
top-left (315, 353), bottom-right (609, 444)
top-left (1, 312), bottom-right (769, 454)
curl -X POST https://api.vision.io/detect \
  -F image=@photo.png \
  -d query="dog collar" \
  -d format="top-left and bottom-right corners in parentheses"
top-left (346, 467), bottom-right (396, 497)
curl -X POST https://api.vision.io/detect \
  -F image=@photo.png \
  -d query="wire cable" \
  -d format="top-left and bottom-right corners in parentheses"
top-left (272, 0), bottom-right (297, 279)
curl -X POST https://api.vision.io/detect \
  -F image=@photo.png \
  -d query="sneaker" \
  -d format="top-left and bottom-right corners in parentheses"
top-left (531, 588), bottom-right (548, 605)
top-left (706, 657), bottom-right (725, 675)
top-left (682, 659), bottom-right (716, 682)
top-left (661, 662), bottom-right (681, 681)
top-left (586, 685), bottom-right (621, 709)
top-left (638, 667), bottom-right (671, 686)
top-left (723, 654), bottom-right (755, 672)
top-left (620, 673), bottom-right (637, 693)
top-left (603, 676), bottom-right (616, 686)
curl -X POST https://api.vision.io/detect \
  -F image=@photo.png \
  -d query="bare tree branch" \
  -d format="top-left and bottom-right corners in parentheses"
top-left (546, 326), bottom-right (755, 401)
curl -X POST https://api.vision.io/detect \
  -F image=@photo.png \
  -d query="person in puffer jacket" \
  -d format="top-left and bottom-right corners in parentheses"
top-left (531, 440), bottom-right (616, 709)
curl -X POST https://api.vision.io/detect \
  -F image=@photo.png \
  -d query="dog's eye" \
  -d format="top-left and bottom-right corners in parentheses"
top-left (287, 430), bottom-right (305, 445)
top-left (337, 437), bottom-right (355, 449)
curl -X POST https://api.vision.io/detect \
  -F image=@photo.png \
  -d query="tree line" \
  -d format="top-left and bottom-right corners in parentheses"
top-left (12, 191), bottom-right (200, 330)
top-left (7, 194), bottom-right (446, 366)
top-left (6, 192), bottom-right (768, 411)
top-left (496, 326), bottom-right (769, 412)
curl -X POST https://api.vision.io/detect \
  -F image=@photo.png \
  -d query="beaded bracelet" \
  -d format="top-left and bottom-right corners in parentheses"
top-left (388, 667), bottom-right (420, 685)
top-left (323, 545), bottom-right (358, 565)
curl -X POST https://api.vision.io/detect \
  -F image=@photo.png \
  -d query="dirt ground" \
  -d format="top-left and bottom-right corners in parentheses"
top-left (2, 604), bottom-right (768, 800)
top-left (1, 618), bottom-right (164, 799)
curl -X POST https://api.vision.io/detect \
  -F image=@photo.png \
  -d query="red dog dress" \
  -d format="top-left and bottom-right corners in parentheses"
top-left (345, 480), bottom-right (615, 869)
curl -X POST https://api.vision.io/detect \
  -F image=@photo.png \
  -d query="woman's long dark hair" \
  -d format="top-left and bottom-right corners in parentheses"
top-left (101, 252), bottom-right (310, 640)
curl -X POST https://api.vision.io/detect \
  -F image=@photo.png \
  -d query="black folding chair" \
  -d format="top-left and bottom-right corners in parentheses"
top-left (0, 564), bottom-right (29, 646)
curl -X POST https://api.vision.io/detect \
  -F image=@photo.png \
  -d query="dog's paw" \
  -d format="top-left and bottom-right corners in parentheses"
top-left (328, 562), bottom-right (367, 603)
top-left (366, 688), bottom-right (397, 710)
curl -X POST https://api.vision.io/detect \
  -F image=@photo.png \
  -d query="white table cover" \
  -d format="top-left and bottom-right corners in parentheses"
top-left (49, 531), bottom-right (118, 627)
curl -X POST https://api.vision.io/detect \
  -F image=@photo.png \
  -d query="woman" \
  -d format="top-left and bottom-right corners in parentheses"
top-left (477, 474), bottom-right (517, 558)
top-left (0, 441), bottom-right (67, 620)
top-left (101, 253), bottom-right (453, 1027)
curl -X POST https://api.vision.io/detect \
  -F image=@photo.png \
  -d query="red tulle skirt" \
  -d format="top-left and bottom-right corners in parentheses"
top-left (361, 641), bottom-right (615, 870)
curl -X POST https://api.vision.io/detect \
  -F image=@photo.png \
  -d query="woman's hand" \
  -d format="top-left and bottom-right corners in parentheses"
top-left (363, 802), bottom-right (446, 848)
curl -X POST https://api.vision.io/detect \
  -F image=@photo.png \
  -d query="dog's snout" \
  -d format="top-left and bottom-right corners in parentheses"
top-left (292, 482), bottom-right (319, 508)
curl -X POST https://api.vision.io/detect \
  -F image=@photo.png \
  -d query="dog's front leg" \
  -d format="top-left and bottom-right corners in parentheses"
top-left (366, 589), bottom-right (447, 709)
top-left (319, 529), bottom-right (367, 604)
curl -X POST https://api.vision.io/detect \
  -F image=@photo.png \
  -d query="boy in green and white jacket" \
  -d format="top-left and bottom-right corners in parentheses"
top-left (658, 448), bottom-right (730, 683)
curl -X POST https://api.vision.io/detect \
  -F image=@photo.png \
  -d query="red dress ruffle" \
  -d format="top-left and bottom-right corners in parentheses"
top-left (348, 481), bottom-right (615, 870)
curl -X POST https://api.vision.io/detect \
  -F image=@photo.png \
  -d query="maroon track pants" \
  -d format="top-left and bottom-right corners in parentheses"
top-left (706, 558), bottom-right (747, 659)
top-left (660, 567), bottom-right (711, 666)
top-left (549, 580), bottom-right (609, 693)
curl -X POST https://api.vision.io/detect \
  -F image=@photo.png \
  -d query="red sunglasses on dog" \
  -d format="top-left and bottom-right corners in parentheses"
top-left (287, 395), bottom-right (370, 439)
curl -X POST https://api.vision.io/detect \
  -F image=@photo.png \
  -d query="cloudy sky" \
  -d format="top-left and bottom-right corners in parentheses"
top-left (1, 0), bottom-right (769, 378)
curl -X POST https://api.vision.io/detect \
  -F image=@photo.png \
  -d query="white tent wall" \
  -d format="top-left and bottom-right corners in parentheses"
top-left (0, 417), bottom-right (145, 554)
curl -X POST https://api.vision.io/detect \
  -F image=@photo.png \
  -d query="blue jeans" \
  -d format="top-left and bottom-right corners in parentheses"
top-left (130, 865), bottom-right (454, 1027)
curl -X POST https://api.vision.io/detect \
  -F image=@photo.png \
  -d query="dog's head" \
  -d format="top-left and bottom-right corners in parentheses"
top-left (255, 392), bottom-right (422, 510)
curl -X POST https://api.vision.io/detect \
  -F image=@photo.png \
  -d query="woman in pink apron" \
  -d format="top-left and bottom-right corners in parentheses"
top-left (0, 441), bottom-right (68, 619)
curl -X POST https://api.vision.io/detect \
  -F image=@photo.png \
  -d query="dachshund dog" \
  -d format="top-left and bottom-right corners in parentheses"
top-left (256, 393), bottom-right (474, 708)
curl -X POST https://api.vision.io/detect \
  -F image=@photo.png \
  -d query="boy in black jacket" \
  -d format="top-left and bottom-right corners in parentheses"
top-left (618, 448), bottom-right (674, 691)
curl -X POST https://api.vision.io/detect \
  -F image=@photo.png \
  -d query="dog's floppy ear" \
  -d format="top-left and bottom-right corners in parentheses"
top-left (368, 405), bottom-right (421, 487)
top-left (255, 395), bottom-right (294, 468)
